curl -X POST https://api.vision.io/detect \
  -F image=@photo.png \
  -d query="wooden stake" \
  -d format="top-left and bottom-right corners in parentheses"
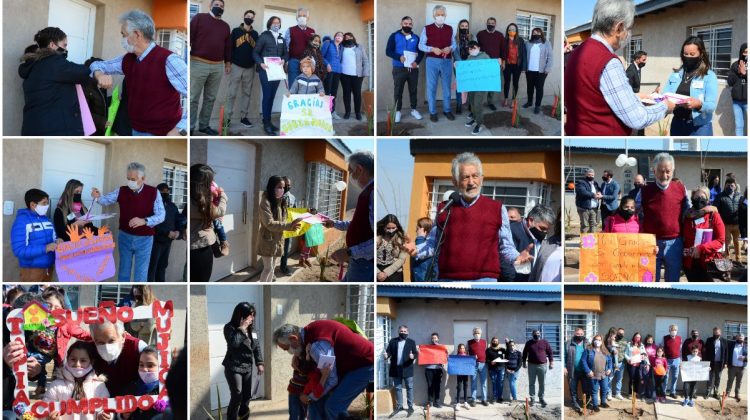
top-left (582, 393), bottom-right (587, 416)
top-left (525, 397), bottom-right (530, 420)
top-left (632, 384), bottom-right (637, 418)
top-left (721, 391), bottom-right (726, 415)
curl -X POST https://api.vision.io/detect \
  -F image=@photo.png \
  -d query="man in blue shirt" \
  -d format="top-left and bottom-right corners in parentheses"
top-left (385, 16), bottom-right (425, 123)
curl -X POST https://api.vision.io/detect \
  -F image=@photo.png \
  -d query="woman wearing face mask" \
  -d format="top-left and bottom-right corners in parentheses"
top-left (253, 16), bottom-right (288, 135)
top-left (302, 34), bottom-right (328, 84)
top-left (54, 179), bottom-right (98, 242)
top-left (523, 28), bottom-right (553, 114)
top-left (623, 332), bottom-right (649, 399)
top-left (190, 164), bottom-right (227, 282)
top-left (222, 303), bottom-right (264, 420)
top-left (502, 23), bottom-right (526, 108)
top-left (452, 19), bottom-right (473, 114)
top-left (258, 176), bottom-right (303, 282)
top-left (339, 33), bottom-right (370, 121)
top-left (682, 186), bottom-right (726, 281)
top-left (43, 341), bottom-right (109, 420)
top-left (121, 286), bottom-right (156, 345)
top-left (727, 43), bottom-right (747, 136)
top-left (603, 197), bottom-right (640, 233)
top-left (120, 347), bottom-right (161, 420)
top-left (321, 32), bottom-right (344, 119)
top-left (485, 337), bottom-right (507, 404)
top-left (642, 335), bottom-right (658, 402)
top-left (664, 36), bottom-right (718, 135)
top-left (19, 27), bottom-right (94, 136)
top-left (582, 334), bottom-right (612, 412)
top-left (376, 214), bottom-right (407, 282)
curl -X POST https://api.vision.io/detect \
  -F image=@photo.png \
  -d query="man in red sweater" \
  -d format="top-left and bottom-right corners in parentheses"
top-left (285, 7), bottom-right (316, 87)
top-left (467, 327), bottom-right (489, 406)
top-left (91, 320), bottom-right (147, 397)
top-left (189, 0), bottom-right (231, 135)
top-left (661, 324), bottom-right (682, 398)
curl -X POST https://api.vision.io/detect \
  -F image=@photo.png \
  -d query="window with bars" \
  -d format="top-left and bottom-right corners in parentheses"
top-left (516, 11), bottom-right (553, 43)
top-left (564, 312), bottom-right (599, 342)
top-left (346, 285), bottom-right (374, 340)
top-left (189, 2), bottom-right (201, 21)
top-left (163, 163), bottom-right (188, 210)
top-left (376, 315), bottom-right (392, 389)
top-left (305, 162), bottom-right (344, 219)
top-left (96, 285), bottom-right (129, 306)
top-left (691, 23), bottom-right (733, 79)
top-left (526, 322), bottom-right (561, 358)
top-left (157, 29), bottom-right (187, 59)
top-left (564, 164), bottom-right (593, 192)
top-left (368, 21), bottom-right (374, 90)
top-left (724, 321), bottom-right (748, 339)
top-left (427, 179), bottom-right (551, 219)
top-left (624, 36), bottom-right (643, 63)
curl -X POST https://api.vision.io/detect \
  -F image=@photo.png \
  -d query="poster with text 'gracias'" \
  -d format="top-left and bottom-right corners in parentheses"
top-left (579, 233), bottom-right (658, 282)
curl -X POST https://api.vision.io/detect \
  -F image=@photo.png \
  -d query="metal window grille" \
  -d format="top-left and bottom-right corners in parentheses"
top-left (526, 321), bottom-right (561, 358)
top-left (428, 179), bottom-right (551, 219)
top-left (163, 163), bottom-right (188, 210)
top-left (306, 162), bottom-right (344, 219)
top-left (691, 23), bottom-right (733, 79)
top-left (516, 11), bottom-right (553, 43)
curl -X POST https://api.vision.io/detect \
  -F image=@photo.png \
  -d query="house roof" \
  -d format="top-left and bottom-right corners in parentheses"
top-left (567, 146), bottom-right (745, 158)
top-left (566, 0), bottom-right (690, 35)
top-left (410, 139), bottom-right (560, 156)
top-left (327, 139), bottom-right (353, 156)
top-left (378, 284), bottom-right (561, 302)
top-left (566, 285), bottom-right (746, 305)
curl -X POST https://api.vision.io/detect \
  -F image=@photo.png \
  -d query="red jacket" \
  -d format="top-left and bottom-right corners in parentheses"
top-left (53, 322), bottom-right (91, 366)
top-left (681, 211), bottom-right (725, 270)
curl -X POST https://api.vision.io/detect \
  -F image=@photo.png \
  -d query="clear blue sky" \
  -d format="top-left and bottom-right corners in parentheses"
top-left (565, 0), bottom-right (649, 30)
top-left (342, 138), bottom-right (375, 153)
top-left (672, 284), bottom-right (747, 296)
top-left (565, 138), bottom-right (747, 152)
top-left (393, 284), bottom-right (562, 293)
top-left (376, 139), bottom-right (413, 226)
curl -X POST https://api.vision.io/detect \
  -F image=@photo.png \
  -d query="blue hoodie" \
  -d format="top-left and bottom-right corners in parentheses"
top-left (11, 208), bottom-right (56, 269)
top-left (321, 36), bottom-right (342, 74)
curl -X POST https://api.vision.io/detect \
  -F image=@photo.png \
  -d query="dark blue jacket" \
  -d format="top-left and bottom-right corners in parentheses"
top-left (385, 30), bottom-right (424, 68)
top-left (506, 349), bottom-right (522, 371)
top-left (11, 208), bottom-right (56, 269)
top-left (411, 236), bottom-right (434, 281)
top-left (321, 37), bottom-right (342, 73)
top-left (575, 178), bottom-right (601, 209)
top-left (600, 179), bottom-right (621, 211)
top-left (582, 348), bottom-right (614, 376)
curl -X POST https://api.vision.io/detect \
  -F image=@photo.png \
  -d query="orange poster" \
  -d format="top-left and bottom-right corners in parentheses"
top-left (579, 233), bottom-right (658, 282)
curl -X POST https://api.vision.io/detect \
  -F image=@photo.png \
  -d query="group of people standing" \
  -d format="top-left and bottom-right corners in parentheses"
top-left (190, 2), bottom-right (370, 136)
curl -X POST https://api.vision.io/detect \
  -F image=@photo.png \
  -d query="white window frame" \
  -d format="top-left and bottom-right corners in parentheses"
top-left (526, 321), bottom-right (561, 359)
top-left (564, 311), bottom-right (599, 342)
top-left (189, 2), bottom-right (201, 21)
top-left (724, 321), bottom-right (748, 339)
top-left (163, 162), bottom-right (188, 211)
top-left (305, 161), bottom-right (345, 220)
top-left (564, 164), bottom-right (594, 192)
top-left (346, 285), bottom-right (374, 340)
top-left (428, 179), bottom-right (552, 219)
top-left (624, 35), bottom-right (643, 64)
top-left (516, 10), bottom-right (553, 43)
top-left (376, 315), bottom-right (392, 389)
top-left (691, 23), bottom-right (733, 80)
top-left (157, 29), bottom-right (187, 59)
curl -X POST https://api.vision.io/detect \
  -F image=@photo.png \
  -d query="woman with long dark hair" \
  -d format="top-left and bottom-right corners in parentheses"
top-left (452, 19), bottom-right (473, 114)
top-left (376, 214), bottom-right (407, 282)
top-left (664, 36), bottom-right (718, 135)
top-left (190, 164), bottom-right (227, 281)
top-left (339, 32), bottom-right (369, 120)
top-left (222, 302), bottom-right (264, 420)
top-left (523, 27), bottom-right (553, 114)
top-left (727, 42), bottom-right (747, 136)
top-left (258, 176), bottom-right (302, 282)
top-left (53, 179), bottom-right (98, 241)
top-left (502, 23), bottom-right (526, 107)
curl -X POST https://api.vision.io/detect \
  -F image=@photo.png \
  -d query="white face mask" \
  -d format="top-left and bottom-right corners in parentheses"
top-left (121, 37), bottom-right (135, 54)
top-left (435, 16), bottom-right (446, 25)
top-left (297, 16), bottom-right (307, 26)
top-left (271, 24), bottom-right (281, 33)
top-left (97, 343), bottom-right (123, 362)
top-left (594, 340), bottom-right (602, 347)
top-left (670, 331), bottom-right (677, 337)
top-left (139, 370), bottom-right (159, 384)
top-left (65, 363), bottom-right (93, 379)
top-left (35, 204), bottom-right (50, 216)
top-left (474, 334), bottom-right (481, 340)
top-left (127, 180), bottom-right (139, 190)
top-left (469, 49), bottom-right (480, 57)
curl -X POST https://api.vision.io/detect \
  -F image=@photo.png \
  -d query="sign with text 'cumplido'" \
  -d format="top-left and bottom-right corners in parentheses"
top-left (6, 301), bottom-right (174, 419)
top-left (579, 233), bottom-right (658, 282)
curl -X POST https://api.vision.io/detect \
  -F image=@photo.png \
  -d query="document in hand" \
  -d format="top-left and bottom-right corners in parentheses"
top-left (318, 352), bottom-right (336, 370)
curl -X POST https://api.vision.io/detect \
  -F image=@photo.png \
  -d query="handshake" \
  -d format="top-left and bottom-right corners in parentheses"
top-left (94, 71), bottom-right (114, 90)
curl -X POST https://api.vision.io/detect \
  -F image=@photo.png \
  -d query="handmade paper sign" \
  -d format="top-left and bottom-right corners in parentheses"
top-left (280, 95), bottom-right (334, 136)
top-left (283, 208), bottom-right (314, 239)
top-left (264, 57), bottom-right (286, 81)
top-left (22, 302), bottom-right (54, 331)
top-left (579, 233), bottom-right (658, 282)
top-left (6, 300), bottom-right (174, 419)
top-left (417, 345), bottom-right (448, 365)
top-left (455, 59), bottom-right (501, 93)
top-left (55, 226), bottom-right (116, 282)
top-left (447, 355), bottom-right (476, 376)
top-left (680, 361), bottom-right (711, 382)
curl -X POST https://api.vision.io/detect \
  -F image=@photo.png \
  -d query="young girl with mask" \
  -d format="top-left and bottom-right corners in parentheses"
top-left (43, 341), bottom-right (109, 420)
top-left (455, 344), bottom-right (470, 409)
top-left (376, 214), bottom-right (407, 282)
top-left (120, 347), bottom-right (161, 419)
top-left (603, 197), bottom-right (640, 233)
top-left (302, 34), bottom-right (327, 81)
top-left (682, 186), bottom-right (726, 281)
top-left (54, 179), bottom-right (98, 242)
top-left (452, 19), bottom-right (473, 115)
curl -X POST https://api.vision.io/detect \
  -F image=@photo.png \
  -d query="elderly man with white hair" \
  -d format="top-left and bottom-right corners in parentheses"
top-left (92, 162), bottom-right (165, 281)
top-left (285, 7), bottom-right (316, 86)
top-left (91, 319), bottom-right (148, 397)
top-left (418, 5), bottom-right (456, 122)
top-left (406, 152), bottom-right (533, 281)
top-left (91, 9), bottom-right (187, 136)
top-left (565, 0), bottom-right (675, 135)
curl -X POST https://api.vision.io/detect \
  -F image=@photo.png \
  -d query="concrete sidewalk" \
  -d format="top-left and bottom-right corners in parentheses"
top-left (381, 400), bottom-right (561, 420)
top-left (200, 113), bottom-right (371, 137)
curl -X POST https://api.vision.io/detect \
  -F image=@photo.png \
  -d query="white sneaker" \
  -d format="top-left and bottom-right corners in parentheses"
top-left (462, 402), bottom-right (470, 409)
top-left (615, 394), bottom-right (624, 400)
top-left (410, 109), bottom-right (423, 120)
top-left (331, 111), bottom-right (342, 120)
top-left (394, 111), bottom-right (402, 123)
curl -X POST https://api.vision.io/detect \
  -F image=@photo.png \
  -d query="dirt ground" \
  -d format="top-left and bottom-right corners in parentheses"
top-left (564, 396), bottom-right (748, 419)
top-left (288, 237), bottom-right (348, 282)
top-left (695, 397), bottom-right (749, 419)
top-left (504, 403), bottom-right (562, 420)
top-left (564, 402), bottom-right (656, 419)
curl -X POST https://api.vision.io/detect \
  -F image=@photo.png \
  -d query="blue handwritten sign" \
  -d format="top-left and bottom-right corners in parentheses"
top-left (447, 355), bottom-right (476, 376)
top-left (455, 59), bottom-right (501, 93)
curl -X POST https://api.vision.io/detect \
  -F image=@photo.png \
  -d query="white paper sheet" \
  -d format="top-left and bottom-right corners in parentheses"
top-left (264, 57), bottom-right (287, 81)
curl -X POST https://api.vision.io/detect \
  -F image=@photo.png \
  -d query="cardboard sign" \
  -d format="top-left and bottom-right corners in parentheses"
top-left (447, 355), bottom-right (476, 376)
top-left (7, 300), bottom-right (174, 418)
top-left (21, 302), bottom-right (53, 331)
top-left (417, 345), bottom-right (448, 365)
top-left (455, 59), bottom-right (502, 93)
top-left (280, 95), bottom-right (334, 136)
top-left (680, 361), bottom-right (711, 382)
top-left (579, 233), bottom-right (658, 282)
top-left (55, 226), bottom-right (116, 282)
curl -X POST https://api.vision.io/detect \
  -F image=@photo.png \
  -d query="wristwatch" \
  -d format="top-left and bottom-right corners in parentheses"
top-left (178, 129), bottom-right (188, 136)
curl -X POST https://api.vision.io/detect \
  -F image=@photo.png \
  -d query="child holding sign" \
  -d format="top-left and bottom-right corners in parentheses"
top-left (121, 347), bottom-right (161, 419)
top-left (455, 344), bottom-right (470, 409)
top-left (682, 345), bottom-right (703, 407)
top-left (464, 41), bottom-right (491, 135)
top-left (287, 57), bottom-right (325, 96)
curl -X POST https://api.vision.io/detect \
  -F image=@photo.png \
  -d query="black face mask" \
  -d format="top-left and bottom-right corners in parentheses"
top-left (73, 193), bottom-right (82, 203)
top-left (399, 333), bottom-right (408, 340)
top-left (343, 40), bottom-right (354, 47)
top-left (161, 193), bottom-right (170, 203)
top-left (574, 335), bottom-right (584, 342)
top-left (683, 56), bottom-right (701, 72)
top-left (691, 197), bottom-right (708, 210)
top-left (244, 18), bottom-right (254, 26)
top-left (602, 176), bottom-right (609, 182)
top-left (529, 226), bottom-right (546, 242)
top-left (714, 334), bottom-right (721, 339)
top-left (633, 183), bottom-right (643, 189)
top-left (402, 26), bottom-right (412, 34)
top-left (637, 62), bottom-right (646, 69)
top-left (211, 6), bottom-right (224, 17)
top-left (487, 25), bottom-right (495, 32)
top-left (532, 334), bottom-right (540, 340)
top-left (692, 334), bottom-right (699, 339)
top-left (616, 334), bottom-right (624, 341)
top-left (585, 176), bottom-right (594, 182)
top-left (56, 47), bottom-right (68, 59)
top-left (619, 208), bottom-right (635, 220)
top-left (531, 34), bottom-right (541, 42)
top-left (459, 28), bottom-right (469, 35)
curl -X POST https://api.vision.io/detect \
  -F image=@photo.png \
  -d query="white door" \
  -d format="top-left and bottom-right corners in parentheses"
top-left (207, 286), bottom-right (264, 410)
top-left (262, 8), bottom-right (298, 113)
top-left (48, 0), bottom-right (96, 65)
top-left (424, 1), bottom-right (471, 101)
top-left (655, 316), bottom-right (689, 344)
top-left (453, 320), bottom-right (487, 350)
top-left (207, 140), bottom-right (255, 281)
top-left (42, 139), bottom-right (105, 226)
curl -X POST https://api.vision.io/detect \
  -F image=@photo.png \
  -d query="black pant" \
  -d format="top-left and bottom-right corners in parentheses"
top-left (685, 264), bottom-right (712, 281)
top-left (503, 64), bottom-right (522, 99)
top-left (655, 374), bottom-right (666, 397)
top-left (627, 364), bottom-right (641, 395)
top-left (190, 245), bottom-right (214, 282)
top-left (147, 240), bottom-right (173, 282)
top-left (707, 362), bottom-right (724, 395)
top-left (280, 238), bottom-right (291, 270)
top-left (684, 381), bottom-right (697, 399)
top-left (456, 376), bottom-right (469, 403)
top-left (224, 369), bottom-right (253, 420)
top-left (425, 368), bottom-right (443, 403)
top-left (525, 71), bottom-right (547, 107)
top-left (324, 72), bottom-right (341, 112)
top-left (393, 67), bottom-right (419, 111)
top-left (340, 74), bottom-right (364, 115)
top-left (601, 206), bottom-right (615, 230)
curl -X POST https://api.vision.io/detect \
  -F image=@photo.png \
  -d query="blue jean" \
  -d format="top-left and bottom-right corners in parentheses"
top-left (667, 358), bottom-right (681, 395)
top-left (591, 376), bottom-right (610, 407)
top-left (670, 118), bottom-right (713, 136)
top-left (489, 368), bottom-right (505, 400)
top-left (132, 129), bottom-right (157, 136)
top-left (471, 361), bottom-right (487, 401)
top-left (655, 237), bottom-right (683, 282)
top-left (569, 371), bottom-right (586, 407)
top-left (307, 365), bottom-right (373, 420)
top-left (440, 278), bottom-right (497, 282)
top-left (27, 352), bottom-right (51, 388)
top-left (213, 219), bottom-right (227, 242)
top-left (733, 100), bottom-right (747, 136)
top-left (117, 231), bottom-right (153, 281)
top-left (506, 369), bottom-right (519, 399)
top-left (288, 393), bottom-right (306, 420)
top-left (425, 57), bottom-right (452, 114)
top-left (259, 68), bottom-right (281, 122)
top-left (392, 376), bottom-right (414, 409)
top-left (612, 360), bottom-right (625, 395)
top-left (288, 58), bottom-right (301, 87)
top-left (344, 258), bottom-right (373, 281)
